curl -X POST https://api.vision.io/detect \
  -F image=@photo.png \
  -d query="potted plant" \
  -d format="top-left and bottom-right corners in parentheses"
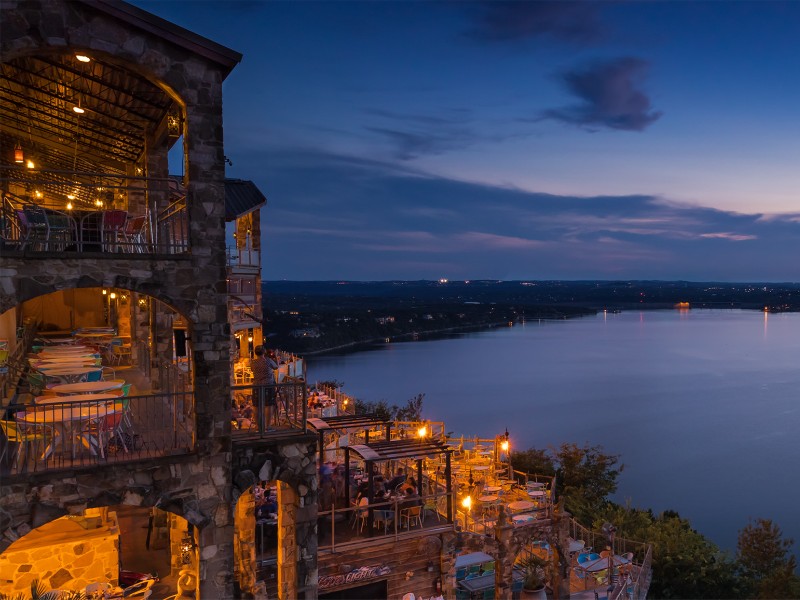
top-left (518, 554), bottom-right (548, 600)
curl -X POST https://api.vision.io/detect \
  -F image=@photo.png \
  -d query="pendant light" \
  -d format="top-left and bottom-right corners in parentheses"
top-left (14, 142), bottom-right (23, 163)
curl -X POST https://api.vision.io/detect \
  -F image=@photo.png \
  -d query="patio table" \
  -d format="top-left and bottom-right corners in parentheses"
top-left (512, 514), bottom-right (536, 525)
top-left (472, 465), bottom-right (490, 471)
top-left (478, 495), bottom-right (498, 503)
top-left (507, 500), bottom-right (535, 511)
top-left (580, 555), bottom-right (630, 573)
top-left (527, 490), bottom-right (546, 498)
top-left (458, 569), bottom-right (523, 594)
top-left (483, 485), bottom-right (502, 493)
top-left (454, 551), bottom-right (494, 569)
top-left (35, 393), bottom-right (120, 405)
top-left (51, 381), bottom-right (124, 394)
top-left (568, 539), bottom-right (586, 554)
top-left (38, 366), bottom-right (102, 383)
top-left (526, 481), bottom-right (546, 488)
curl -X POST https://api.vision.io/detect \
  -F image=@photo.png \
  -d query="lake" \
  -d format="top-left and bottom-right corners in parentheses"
top-left (306, 309), bottom-right (800, 552)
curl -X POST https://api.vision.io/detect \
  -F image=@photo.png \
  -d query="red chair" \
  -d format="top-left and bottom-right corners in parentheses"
top-left (123, 215), bottom-right (147, 253)
top-left (101, 210), bottom-right (128, 252)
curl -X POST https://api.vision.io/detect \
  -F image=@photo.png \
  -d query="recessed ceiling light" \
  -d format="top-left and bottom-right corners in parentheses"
top-left (76, 55), bottom-right (91, 63)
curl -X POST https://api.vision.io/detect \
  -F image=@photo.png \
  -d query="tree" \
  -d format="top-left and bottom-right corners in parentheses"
top-left (509, 448), bottom-right (555, 480)
top-left (354, 393), bottom-right (425, 422)
top-left (737, 518), bottom-right (800, 599)
top-left (553, 443), bottom-right (622, 520)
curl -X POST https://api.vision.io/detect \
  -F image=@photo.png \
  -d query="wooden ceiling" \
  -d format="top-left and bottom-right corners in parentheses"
top-left (0, 51), bottom-right (180, 207)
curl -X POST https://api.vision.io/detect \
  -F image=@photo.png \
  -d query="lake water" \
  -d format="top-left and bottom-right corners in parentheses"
top-left (306, 309), bottom-right (800, 552)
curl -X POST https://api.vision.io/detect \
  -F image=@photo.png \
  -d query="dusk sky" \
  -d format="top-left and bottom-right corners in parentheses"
top-left (134, 1), bottom-right (800, 281)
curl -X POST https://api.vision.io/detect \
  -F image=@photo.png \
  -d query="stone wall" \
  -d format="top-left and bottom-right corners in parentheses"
top-left (0, 0), bottom-right (236, 596)
top-left (232, 435), bottom-right (319, 599)
top-left (0, 511), bottom-right (119, 596)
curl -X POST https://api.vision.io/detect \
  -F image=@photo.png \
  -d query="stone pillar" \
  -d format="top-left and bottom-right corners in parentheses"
top-left (551, 512), bottom-right (572, 600)
top-left (494, 506), bottom-right (515, 600)
top-left (234, 487), bottom-right (257, 596)
top-left (277, 483), bottom-right (297, 600)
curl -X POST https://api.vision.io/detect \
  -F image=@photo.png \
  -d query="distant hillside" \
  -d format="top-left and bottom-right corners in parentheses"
top-left (261, 280), bottom-right (800, 355)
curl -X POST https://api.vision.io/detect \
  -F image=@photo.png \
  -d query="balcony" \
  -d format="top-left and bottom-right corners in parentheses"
top-left (230, 381), bottom-right (308, 441)
top-left (1, 189), bottom-right (190, 258)
top-left (226, 245), bottom-right (260, 271)
top-left (0, 390), bottom-right (195, 477)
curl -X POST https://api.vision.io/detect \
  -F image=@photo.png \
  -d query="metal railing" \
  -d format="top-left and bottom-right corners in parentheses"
top-left (226, 245), bottom-right (260, 269)
top-left (0, 391), bottom-right (195, 475)
top-left (231, 382), bottom-right (308, 437)
top-left (313, 383), bottom-right (356, 415)
top-left (569, 519), bottom-right (653, 594)
top-left (318, 488), bottom-right (454, 552)
top-left (1, 321), bottom-right (39, 403)
top-left (1, 192), bottom-right (191, 256)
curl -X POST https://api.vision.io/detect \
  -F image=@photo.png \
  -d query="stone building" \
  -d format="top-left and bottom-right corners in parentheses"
top-left (0, 1), bottom-right (317, 598)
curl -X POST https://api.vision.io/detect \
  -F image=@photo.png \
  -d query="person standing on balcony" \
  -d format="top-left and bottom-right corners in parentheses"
top-left (252, 345), bottom-right (278, 430)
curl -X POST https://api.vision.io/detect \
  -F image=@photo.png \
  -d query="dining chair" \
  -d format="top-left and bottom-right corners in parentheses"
top-left (400, 505), bottom-right (423, 529)
top-left (0, 419), bottom-right (57, 470)
top-left (20, 206), bottom-right (50, 250)
top-left (373, 509), bottom-right (395, 534)
top-left (101, 210), bottom-right (128, 252)
top-left (123, 215), bottom-right (147, 253)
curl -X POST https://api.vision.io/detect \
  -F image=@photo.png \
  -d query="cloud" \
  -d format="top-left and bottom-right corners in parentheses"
top-left (543, 57), bottom-right (663, 131)
top-left (366, 126), bottom-right (477, 160)
top-left (466, 1), bottom-right (605, 43)
top-left (700, 232), bottom-right (758, 241)
top-left (240, 147), bottom-right (800, 280)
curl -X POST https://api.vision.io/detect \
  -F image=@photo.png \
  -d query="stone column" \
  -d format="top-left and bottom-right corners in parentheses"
top-left (494, 506), bottom-right (515, 600)
top-left (277, 483), bottom-right (298, 600)
top-left (234, 488), bottom-right (257, 595)
top-left (551, 511), bottom-right (572, 599)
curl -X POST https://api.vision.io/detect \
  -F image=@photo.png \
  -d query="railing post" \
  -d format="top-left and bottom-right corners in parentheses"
top-left (257, 384), bottom-right (265, 436)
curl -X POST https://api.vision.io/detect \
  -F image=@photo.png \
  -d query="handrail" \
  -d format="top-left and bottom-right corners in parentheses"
top-left (231, 382), bottom-right (308, 436)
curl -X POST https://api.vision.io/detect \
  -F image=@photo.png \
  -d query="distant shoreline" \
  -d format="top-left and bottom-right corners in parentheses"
top-left (300, 314), bottom-right (592, 358)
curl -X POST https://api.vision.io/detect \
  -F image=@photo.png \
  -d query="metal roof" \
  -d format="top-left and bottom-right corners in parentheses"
top-left (348, 438), bottom-right (451, 462)
top-left (225, 179), bottom-right (267, 220)
top-left (308, 414), bottom-right (390, 432)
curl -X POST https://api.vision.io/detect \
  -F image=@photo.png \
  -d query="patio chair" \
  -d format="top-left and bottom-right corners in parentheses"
top-left (0, 419), bottom-right (57, 470)
top-left (46, 210), bottom-right (76, 251)
top-left (18, 206), bottom-right (48, 250)
top-left (400, 505), bottom-right (423, 529)
top-left (101, 209), bottom-right (128, 252)
top-left (373, 509), bottom-right (395, 534)
top-left (122, 579), bottom-right (155, 598)
top-left (455, 567), bottom-right (467, 580)
top-left (123, 215), bottom-right (147, 252)
top-left (423, 496), bottom-right (442, 522)
top-left (482, 588), bottom-right (495, 600)
top-left (466, 564), bottom-right (481, 577)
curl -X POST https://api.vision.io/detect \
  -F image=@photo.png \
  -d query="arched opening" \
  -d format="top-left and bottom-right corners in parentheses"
top-left (0, 286), bottom-right (195, 475)
top-left (1, 49), bottom-right (189, 255)
top-left (234, 479), bottom-right (298, 600)
top-left (0, 504), bottom-right (199, 598)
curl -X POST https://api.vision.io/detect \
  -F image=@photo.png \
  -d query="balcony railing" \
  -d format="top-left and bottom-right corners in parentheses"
top-left (0, 391), bottom-right (195, 476)
top-left (231, 381), bottom-right (308, 438)
top-left (226, 245), bottom-right (260, 269)
top-left (0, 193), bottom-right (190, 256)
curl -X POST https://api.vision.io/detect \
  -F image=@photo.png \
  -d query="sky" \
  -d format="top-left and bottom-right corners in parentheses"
top-left (133, 0), bottom-right (800, 281)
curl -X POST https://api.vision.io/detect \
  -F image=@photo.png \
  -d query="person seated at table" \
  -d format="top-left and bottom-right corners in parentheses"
top-left (386, 468), bottom-right (406, 491)
top-left (399, 487), bottom-right (421, 511)
top-left (372, 489), bottom-right (388, 505)
top-left (398, 476), bottom-right (418, 495)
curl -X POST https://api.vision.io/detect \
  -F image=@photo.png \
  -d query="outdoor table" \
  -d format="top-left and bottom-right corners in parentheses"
top-left (458, 569), bottom-right (523, 594)
top-left (478, 495), bottom-right (498, 503)
top-left (526, 481), bottom-right (546, 488)
top-left (512, 514), bottom-right (536, 525)
top-left (483, 485), bottom-right (502, 493)
top-left (17, 401), bottom-right (121, 458)
top-left (568, 539), bottom-right (586, 554)
top-left (472, 465), bottom-right (490, 471)
top-left (40, 337), bottom-right (76, 344)
top-left (527, 490), bottom-right (546, 498)
top-left (507, 500), bottom-right (535, 511)
top-left (51, 381), bottom-right (124, 394)
top-left (35, 393), bottom-right (121, 405)
top-left (454, 551), bottom-right (494, 569)
top-left (38, 366), bottom-right (102, 383)
top-left (580, 555), bottom-right (630, 573)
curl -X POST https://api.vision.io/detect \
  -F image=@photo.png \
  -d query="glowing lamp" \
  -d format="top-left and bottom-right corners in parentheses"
top-left (66, 202), bottom-right (73, 210)
top-left (14, 142), bottom-right (23, 163)
top-left (73, 105), bottom-right (85, 114)
top-left (417, 425), bottom-right (427, 439)
top-left (75, 54), bottom-right (91, 62)
top-left (109, 292), bottom-right (116, 300)
top-left (461, 496), bottom-right (471, 510)
top-left (501, 440), bottom-right (510, 452)
top-left (26, 160), bottom-right (35, 169)
top-left (102, 289), bottom-right (107, 295)
top-left (247, 335), bottom-right (253, 342)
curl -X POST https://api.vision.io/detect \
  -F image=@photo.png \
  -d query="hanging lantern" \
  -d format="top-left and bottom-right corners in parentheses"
top-left (14, 142), bottom-right (23, 164)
